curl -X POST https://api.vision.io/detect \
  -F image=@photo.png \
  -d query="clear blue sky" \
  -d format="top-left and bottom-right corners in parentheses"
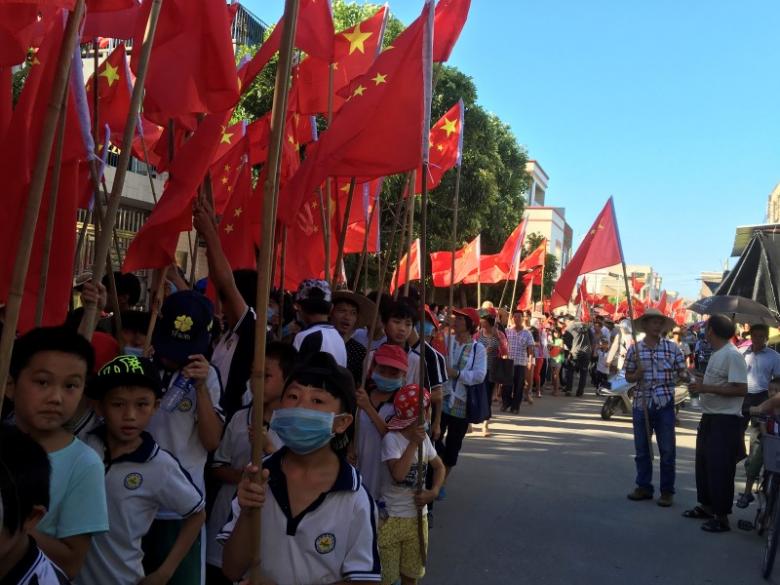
top-left (246, 0), bottom-right (780, 298)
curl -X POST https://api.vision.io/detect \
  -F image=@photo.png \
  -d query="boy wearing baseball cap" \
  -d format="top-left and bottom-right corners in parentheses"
top-left (354, 344), bottom-right (409, 500)
top-left (293, 279), bottom-right (348, 368)
top-left (78, 356), bottom-right (206, 585)
top-left (144, 290), bottom-right (224, 584)
top-left (379, 385), bottom-right (445, 585)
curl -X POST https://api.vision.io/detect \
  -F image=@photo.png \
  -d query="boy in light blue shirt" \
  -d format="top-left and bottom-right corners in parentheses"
top-left (7, 326), bottom-right (109, 580)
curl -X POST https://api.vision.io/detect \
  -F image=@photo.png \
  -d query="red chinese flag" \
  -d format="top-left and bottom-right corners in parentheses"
top-left (518, 239), bottom-right (546, 274)
top-left (210, 126), bottom-right (248, 214)
top-left (0, 66), bottom-right (10, 138)
top-left (278, 2), bottom-right (433, 225)
top-left (83, 4), bottom-right (140, 39)
top-left (494, 219), bottom-right (527, 274)
top-left (631, 274), bottom-right (643, 294)
top-left (278, 193), bottom-right (328, 291)
top-left (656, 290), bottom-right (668, 315)
top-left (238, 0), bottom-right (335, 92)
top-left (0, 4), bottom-right (44, 66)
top-left (462, 254), bottom-right (506, 285)
top-left (130, 115), bottom-right (164, 167)
top-left (86, 43), bottom-right (131, 140)
top-left (123, 109), bottom-right (233, 272)
top-left (549, 198), bottom-right (622, 309)
top-left (414, 99), bottom-right (463, 194)
top-left (292, 5), bottom-right (387, 116)
top-left (247, 114), bottom-right (270, 165)
top-left (87, 0), bottom-right (136, 10)
top-left (132, 0), bottom-right (239, 126)
top-left (430, 235), bottom-right (480, 287)
top-left (390, 238), bottom-right (421, 294)
top-left (218, 153), bottom-right (256, 271)
top-left (517, 271), bottom-right (535, 311)
top-left (0, 0), bottom-right (74, 7)
top-left (343, 179), bottom-right (382, 254)
top-left (433, 0), bottom-right (471, 62)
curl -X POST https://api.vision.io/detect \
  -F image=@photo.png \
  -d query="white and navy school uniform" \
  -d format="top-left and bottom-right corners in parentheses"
top-left (293, 322), bottom-right (348, 368)
top-left (211, 307), bottom-right (256, 418)
top-left (146, 365), bottom-right (224, 502)
top-left (5, 539), bottom-right (68, 585)
top-left (78, 428), bottom-right (204, 585)
top-left (217, 447), bottom-right (381, 584)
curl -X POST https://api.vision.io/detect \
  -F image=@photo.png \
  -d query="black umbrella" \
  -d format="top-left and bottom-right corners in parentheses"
top-left (688, 295), bottom-right (779, 325)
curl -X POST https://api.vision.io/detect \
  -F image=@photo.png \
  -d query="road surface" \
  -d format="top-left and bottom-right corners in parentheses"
top-left (426, 393), bottom-right (772, 585)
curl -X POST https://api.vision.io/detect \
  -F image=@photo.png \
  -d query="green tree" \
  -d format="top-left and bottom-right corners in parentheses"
top-left (524, 231), bottom-right (558, 303)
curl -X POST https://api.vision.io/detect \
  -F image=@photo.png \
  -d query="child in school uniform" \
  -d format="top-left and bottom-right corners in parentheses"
top-left (205, 342), bottom-right (297, 585)
top-left (7, 326), bottom-right (108, 580)
top-left (0, 424), bottom-right (69, 585)
top-left (353, 344), bottom-right (409, 501)
top-left (142, 290), bottom-right (224, 585)
top-left (378, 384), bottom-right (445, 585)
top-left (219, 351), bottom-right (381, 585)
top-left (78, 356), bottom-right (206, 585)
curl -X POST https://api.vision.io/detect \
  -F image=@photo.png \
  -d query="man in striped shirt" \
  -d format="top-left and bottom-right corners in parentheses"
top-left (503, 310), bottom-right (534, 413)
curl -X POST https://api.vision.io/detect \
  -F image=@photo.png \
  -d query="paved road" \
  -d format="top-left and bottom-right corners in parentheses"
top-left (425, 392), bottom-right (773, 585)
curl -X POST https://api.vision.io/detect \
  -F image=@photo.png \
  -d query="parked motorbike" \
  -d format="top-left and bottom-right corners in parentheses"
top-left (599, 373), bottom-right (689, 422)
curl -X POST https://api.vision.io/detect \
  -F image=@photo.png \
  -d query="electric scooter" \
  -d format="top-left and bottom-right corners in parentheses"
top-left (599, 373), bottom-right (689, 422)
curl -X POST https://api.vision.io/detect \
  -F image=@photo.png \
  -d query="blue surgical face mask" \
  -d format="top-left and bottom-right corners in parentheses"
top-left (371, 372), bottom-right (403, 393)
top-left (267, 307), bottom-right (278, 323)
top-left (416, 321), bottom-right (435, 337)
top-left (270, 407), bottom-right (338, 455)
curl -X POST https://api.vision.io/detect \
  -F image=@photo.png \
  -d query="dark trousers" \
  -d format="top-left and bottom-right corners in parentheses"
top-left (484, 381), bottom-right (495, 420)
top-left (501, 365), bottom-right (526, 410)
top-left (742, 391), bottom-right (768, 433)
top-left (436, 412), bottom-right (470, 467)
top-left (695, 414), bottom-right (745, 517)
top-left (633, 403), bottom-right (676, 494)
top-left (565, 353), bottom-right (590, 395)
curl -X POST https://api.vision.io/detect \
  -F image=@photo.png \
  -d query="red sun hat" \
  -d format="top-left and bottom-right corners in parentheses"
top-left (452, 307), bottom-right (481, 328)
top-left (373, 344), bottom-right (409, 373)
top-left (424, 305), bottom-right (440, 329)
top-left (386, 384), bottom-right (431, 431)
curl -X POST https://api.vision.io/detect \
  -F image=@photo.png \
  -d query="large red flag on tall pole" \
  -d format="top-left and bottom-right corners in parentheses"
top-left (549, 198), bottom-right (622, 309)
top-left (432, 0), bottom-right (471, 62)
top-left (414, 98), bottom-right (464, 194)
top-left (390, 238), bottom-right (421, 294)
top-left (277, 1), bottom-right (434, 225)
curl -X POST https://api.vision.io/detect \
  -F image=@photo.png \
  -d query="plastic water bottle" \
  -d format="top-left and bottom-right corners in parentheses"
top-left (160, 373), bottom-right (193, 412)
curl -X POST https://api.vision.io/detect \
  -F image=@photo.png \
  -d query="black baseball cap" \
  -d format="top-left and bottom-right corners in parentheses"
top-left (88, 355), bottom-right (162, 399)
top-left (152, 290), bottom-right (214, 366)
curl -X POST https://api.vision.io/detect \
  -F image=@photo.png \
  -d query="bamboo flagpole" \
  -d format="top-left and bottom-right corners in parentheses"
top-left (81, 0), bottom-right (164, 339)
top-left (248, 0), bottom-right (299, 580)
top-left (611, 197), bottom-right (654, 460)
top-left (0, 0), bottom-right (86, 401)
top-left (392, 174), bottom-right (413, 298)
top-left (35, 90), bottom-right (68, 327)
top-left (333, 177), bottom-right (357, 288)
top-left (352, 187), bottom-right (379, 291)
top-left (448, 164), bottom-right (461, 320)
top-left (403, 180), bottom-right (416, 296)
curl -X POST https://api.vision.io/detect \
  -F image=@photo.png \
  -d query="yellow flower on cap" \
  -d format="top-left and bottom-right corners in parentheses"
top-left (174, 315), bottom-right (193, 333)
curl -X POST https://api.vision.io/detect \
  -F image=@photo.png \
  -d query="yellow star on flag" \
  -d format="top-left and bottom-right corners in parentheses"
top-left (221, 176), bottom-right (229, 185)
top-left (99, 62), bottom-right (120, 87)
top-left (342, 22), bottom-right (373, 55)
top-left (352, 84), bottom-right (367, 98)
top-left (371, 73), bottom-right (387, 86)
top-left (340, 183), bottom-right (350, 192)
top-left (225, 224), bottom-right (234, 234)
top-left (220, 126), bottom-right (233, 144)
top-left (224, 164), bottom-right (231, 173)
top-left (590, 223), bottom-right (604, 235)
top-left (312, 201), bottom-right (319, 210)
top-left (436, 144), bottom-right (444, 152)
top-left (440, 117), bottom-right (458, 137)
top-left (234, 207), bottom-right (243, 217)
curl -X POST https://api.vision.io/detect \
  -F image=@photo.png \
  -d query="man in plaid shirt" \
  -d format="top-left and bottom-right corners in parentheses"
top-left (624, 309), bottom-right (688, 507)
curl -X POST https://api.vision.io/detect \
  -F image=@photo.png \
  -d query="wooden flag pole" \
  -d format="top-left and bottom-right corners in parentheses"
top-left (403, 174), bottom-right (416, 296)
top-left (392, 195), bottom-right (410, 298)
top-left (611, 197), bottom-right (653, 460)
top-left (497, 277), bottom-right (510, 309)
top-left (35, 91), bottom-right (68, 327)
top-left (448, 164), bottom-right (461, 320)
top-left (352, 191), bottom-right (379, 291)
top-left (248, 0), bottom-right (299, 579)
top-left (333, 178), bottom-right (357, 288)
top-left (0, 0), bottom-right (85, 402)
top-left (509, 260), bottom-right (521, 312)
top-left (81, 0), bottom-right (164, 339)
top-left (143, 267), bottom-right (168, 354)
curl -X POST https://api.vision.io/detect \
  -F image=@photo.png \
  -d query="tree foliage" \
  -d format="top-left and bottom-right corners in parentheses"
top-left (235, 2), bottom-right (531, 302)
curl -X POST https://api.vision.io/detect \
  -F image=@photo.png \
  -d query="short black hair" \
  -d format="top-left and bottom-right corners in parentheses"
top-left (266, 341), bottom-right (298, 380)
top-left (481, 314), bottom-right (496, 327)
top-left (707, 314), bottom-right (736, 340)
top-left (233, 269), bottom-right (258, 309)
top-left (751, 323), bottom-right (770, 334)
top-left (10, 326), bottom-right (94, 380)
top-left (332, 298), bottom-right (360, 312)
top-left (297, 298), bottom-right (332, 316)
top-left (121, 310), bottom-right (151, 334)
top-left (284, 352), bottom-right (356, 415)
top-left (103, 272), bottom-right (142, 307)
top-left (0, 424), bottom-right (50, 535)
top-left (381, 299), bottom-right (418, 325)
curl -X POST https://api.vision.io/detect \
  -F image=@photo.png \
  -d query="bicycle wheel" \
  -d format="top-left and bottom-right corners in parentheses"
top-left (759, 474), bottom-right (776, 537)
top-left (763, 475), bottom-right (780, 579)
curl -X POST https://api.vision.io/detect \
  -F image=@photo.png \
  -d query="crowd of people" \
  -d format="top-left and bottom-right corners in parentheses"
top-left (3, 209), bottom-right (780, 585)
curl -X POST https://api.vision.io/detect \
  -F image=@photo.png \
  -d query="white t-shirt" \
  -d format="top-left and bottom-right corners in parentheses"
top-left (217, 449), bottom-right (381, 584)
top-left (294, 322), bottom-right (348, 367)
top-left (597, 349), bottom-right (609, 374)
top-left (356, 400), bottom-right (396, 501)
top-left (147, 365), bottom-right (224, 517)
top-left (701, 342), bottom-right (748, 415)
top-left (380, 432), bottom-right (437, 517)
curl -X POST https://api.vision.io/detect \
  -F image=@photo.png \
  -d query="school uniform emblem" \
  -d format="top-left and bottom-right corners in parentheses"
top-left (178, 398), bottom-right (193, 412)
top-left (124, 472), bottom-right (143, 490)
top-left (315, 533), bottom-right (336, 554)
